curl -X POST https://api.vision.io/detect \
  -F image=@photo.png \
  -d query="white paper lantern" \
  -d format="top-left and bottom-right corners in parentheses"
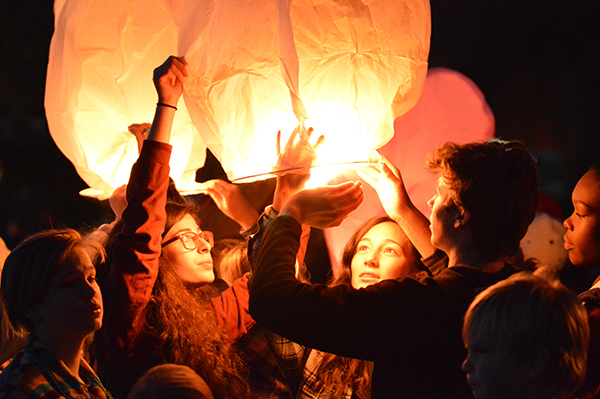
top-left (179, 0), bottom-right (431, 183)
top-left (45, 0), bottom-right (207, 200)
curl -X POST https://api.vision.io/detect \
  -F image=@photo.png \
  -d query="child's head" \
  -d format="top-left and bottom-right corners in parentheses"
top-left (426, 139), bottom-right (539, 262)
top-left (462, 273), bottom-right (589, 399)
top-left (212, 238), bottom-right (250, 286)
top-left (1, 229), bottom-right (104, 338)
top-left (339, 216), bottom-right (428, 289)
top-left (128, 364), bottom-right (214, 399)
top-left (563, 165), bottom-right (600, 267)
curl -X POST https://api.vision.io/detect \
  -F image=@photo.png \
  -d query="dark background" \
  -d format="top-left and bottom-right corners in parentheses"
top-left (1, 0), bottom-right (599, 253)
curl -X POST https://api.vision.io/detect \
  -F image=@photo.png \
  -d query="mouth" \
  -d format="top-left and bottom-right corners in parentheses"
top-left (88, 303), bottom-right (103, 316)
top-left (198, 261), bottom-right (213, 271)
top-left (359, 272), bottom-right (380, 282)
top-left (563, 236), bottom-right (574, 251)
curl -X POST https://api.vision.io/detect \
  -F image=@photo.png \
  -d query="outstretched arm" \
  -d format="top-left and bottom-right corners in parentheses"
top-left (358, 153), bottom-right (435, 259)
top-left (100, 56), bottom-right (187, 364)
top-left (147, 56), bottom-right (188, 144)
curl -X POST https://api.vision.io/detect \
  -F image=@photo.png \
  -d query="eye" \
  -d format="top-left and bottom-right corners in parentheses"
top-left (357, 245), bottom-right (369, 252)
top-left (576, 212), bottom-right (586, 219)
top-left (382, 247), bottom-right (399, 255)
top-left (180, 234), bottom-right (192, 242)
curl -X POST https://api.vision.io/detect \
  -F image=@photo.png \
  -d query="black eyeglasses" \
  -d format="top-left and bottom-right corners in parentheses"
top-left (161, 231), bottom-right (214, 250)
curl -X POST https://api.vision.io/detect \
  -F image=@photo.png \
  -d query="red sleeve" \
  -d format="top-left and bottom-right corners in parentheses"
top-left (98, 141), bottom-right (171, 365)
top-left (211, 273), bottom-right (256, 342)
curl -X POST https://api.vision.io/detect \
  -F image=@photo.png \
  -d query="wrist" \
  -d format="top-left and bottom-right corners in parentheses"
top-left (156, 102), bottom-right (178, 111)
top-left (279, 202), bottom-right (303, 225)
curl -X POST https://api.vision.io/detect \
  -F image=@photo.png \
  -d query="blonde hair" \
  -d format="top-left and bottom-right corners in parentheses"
top-left (1, 229), bottom-right (104, 333)
top-left (212, 239), bottom-right (250, 286)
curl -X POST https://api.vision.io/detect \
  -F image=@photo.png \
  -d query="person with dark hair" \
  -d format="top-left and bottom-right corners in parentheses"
top-left (249, 138), bottom-right (539, 399)
top-left (0, 229), bottom-right (112, 398)
top-left (562, 163), bottom-right (600, 399)
top-left (94, 56), bottom-right (251, 399)
top-left (272, 216), bottom-right (429, 399)
top-left (463, 272), bottom-right (589, 399)
top-left (95, 56), bottom-right (322, 399)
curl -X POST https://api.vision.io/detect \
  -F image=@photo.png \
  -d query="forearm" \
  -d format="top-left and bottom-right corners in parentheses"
top-left (391, 200), bottom-right (436, 259)
top-left (147, 104), bottom-right (176, 144)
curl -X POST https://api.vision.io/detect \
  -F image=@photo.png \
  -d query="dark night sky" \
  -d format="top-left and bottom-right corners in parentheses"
top-left (0, 0), bottom-right (599, 249)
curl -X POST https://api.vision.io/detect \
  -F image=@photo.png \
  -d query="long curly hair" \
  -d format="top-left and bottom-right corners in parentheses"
top-left (101, 201), bottom-right (250, 399)
top-left (142, 201), bottom-right (250, 399)
top-left (315, 216), bottom-right (427, 399)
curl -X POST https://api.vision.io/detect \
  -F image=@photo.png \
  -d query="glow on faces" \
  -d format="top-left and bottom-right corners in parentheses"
top-left (351, 221), bottom-right (419, 289)
top-left (162, 214), bottom-right (215, 285)
top-left (563, 170), bottom-right (600, 267)
top-left (427, 177), bottom-right (461, 253)
top-left (31, 247), bottom-right (103, 339)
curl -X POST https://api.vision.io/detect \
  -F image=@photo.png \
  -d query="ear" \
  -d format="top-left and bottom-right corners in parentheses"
top-left (454, 209), bottom-right (470, 229)
top-left (414, 270), bottom-right (429, 279)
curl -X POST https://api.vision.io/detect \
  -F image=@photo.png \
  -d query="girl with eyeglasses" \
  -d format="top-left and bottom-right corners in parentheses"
top-left (94, 56), bottom-right (257, 399)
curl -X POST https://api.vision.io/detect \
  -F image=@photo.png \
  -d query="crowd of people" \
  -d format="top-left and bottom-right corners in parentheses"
top-left (0, 55), bottom-right (598, 399)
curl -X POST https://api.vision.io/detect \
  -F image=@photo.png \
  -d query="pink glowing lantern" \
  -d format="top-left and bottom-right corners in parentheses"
top-left (45, 0), bottom-right (207, 200)
top-left (324, 68), bottom-right (496, 271)
top-left (179, 0), bottom-right (431, 183)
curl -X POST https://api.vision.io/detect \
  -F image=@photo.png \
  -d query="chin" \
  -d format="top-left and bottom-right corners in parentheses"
top-left (190, 272), bottom-right (215, 286)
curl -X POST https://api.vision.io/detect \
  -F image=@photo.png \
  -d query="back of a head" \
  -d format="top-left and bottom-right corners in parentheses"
top-left (0, 229), bottom-right (102, 334)
top-left (427, 139), bottom-right (539, 262)
top-left (464, 273), bottom-right (589, 399)
top-left (127, 364), bottom-right (215, 399)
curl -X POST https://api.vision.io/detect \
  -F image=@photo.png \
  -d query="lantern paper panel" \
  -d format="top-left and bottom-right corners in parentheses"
top-left (323, 68), bottom-right (496, 272)
top-left (45, 0), bottom-right (207, 200)
top-left (179, 0), bottom-right (431, 183)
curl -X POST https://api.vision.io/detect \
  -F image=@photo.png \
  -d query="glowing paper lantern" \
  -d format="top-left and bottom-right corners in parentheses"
top-left (45, 0), bottom-right (207, 200)
top-left (324, 68), bottom-right (496, 271)
top-left (179, 0), bottom-right (431, 183)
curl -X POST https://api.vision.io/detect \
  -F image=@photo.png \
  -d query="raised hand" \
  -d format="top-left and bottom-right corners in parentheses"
top-left (146, 56), bottom-right (188, 144)
top-left (128, 123), bottom-right (152, 154)
top-left (153, 56), bottom-right (189, 108)
top-left (197, 179), bottom-right (260, 231)
top-left (280, 181), bottom-right (363, 229)
top-left (357, 151), bottom-right (435, 258)
top-left (273, 124), bottom-right (325, 211)
top-left (357, 151), bottom-right (410, 222)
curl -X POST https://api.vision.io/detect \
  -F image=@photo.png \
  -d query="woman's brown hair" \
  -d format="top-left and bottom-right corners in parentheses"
top-left (316, 216), bottom-right (427, 399)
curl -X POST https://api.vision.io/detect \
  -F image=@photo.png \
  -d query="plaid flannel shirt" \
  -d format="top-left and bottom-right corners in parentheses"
top-left (270, 333), bottom-right (370, 399)
top-left (0, 336), bottom-right (112, 399)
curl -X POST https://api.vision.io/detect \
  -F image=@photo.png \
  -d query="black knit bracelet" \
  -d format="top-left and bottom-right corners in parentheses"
top-left (157, 102), bottom-right (178, 111)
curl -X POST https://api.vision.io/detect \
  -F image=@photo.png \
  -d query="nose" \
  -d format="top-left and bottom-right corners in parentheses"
top-left (197, 237), bottom-right (211, 254)
top-left (365, 252), bottom-right (379, 268)
top-left (564, 215), bottom-right (573, 231)
top-left (81, 279), bottom-right (99, 299)
top-left (462, 353), bottom-right (473, 374)
top-left (427, 195), bottom-right (435, 209)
